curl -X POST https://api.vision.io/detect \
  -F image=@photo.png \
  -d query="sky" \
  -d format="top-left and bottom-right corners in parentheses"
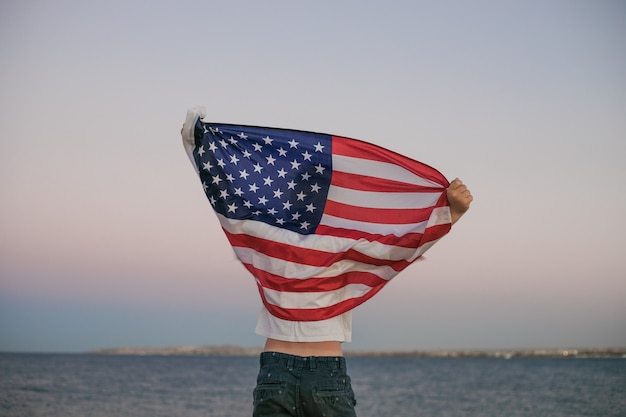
top-left (1, 0), bottom-right (625, 353)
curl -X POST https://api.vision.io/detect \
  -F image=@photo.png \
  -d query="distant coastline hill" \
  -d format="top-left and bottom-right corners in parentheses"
top-left (89, 345), bottom-right (626, 359)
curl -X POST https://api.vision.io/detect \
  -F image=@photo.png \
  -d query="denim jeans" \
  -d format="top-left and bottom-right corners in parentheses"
top-left (253, 352), bottom-right (357, 417)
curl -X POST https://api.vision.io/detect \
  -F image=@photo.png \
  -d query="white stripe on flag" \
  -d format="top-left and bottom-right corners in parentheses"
top-left (234, 246), bottom-right (399, 280)
top-left (427, 206), bottom-right (453, 228)
top-left (262, 283), bottom-right (374, 309)
top-left (319, 213), bottom-right (429, 236)
top-left (219, 213), bottom-right (421, 261)
top-left (327, 185), bottom-right (442, 209)
top-left (332, 154), bottom-right (445, 188)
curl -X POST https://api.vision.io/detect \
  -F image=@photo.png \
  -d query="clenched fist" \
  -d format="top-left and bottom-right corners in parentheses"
top-left (447, 178), bottom-right (473, 224)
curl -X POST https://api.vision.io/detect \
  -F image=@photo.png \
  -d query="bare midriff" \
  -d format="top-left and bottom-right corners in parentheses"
top-left (264, 338), bottom-right (343, 357)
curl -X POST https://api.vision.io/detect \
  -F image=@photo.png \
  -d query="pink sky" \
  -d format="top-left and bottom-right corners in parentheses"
top-left (1, 0), bottom-right (625, 352)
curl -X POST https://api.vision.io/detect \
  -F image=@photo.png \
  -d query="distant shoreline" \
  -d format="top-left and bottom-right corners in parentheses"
top-left (87, 345), bottom-right (626, 359)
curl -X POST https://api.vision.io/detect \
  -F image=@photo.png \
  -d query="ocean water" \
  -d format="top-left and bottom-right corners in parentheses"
top-left (1, 353), bottom-right (624, 417)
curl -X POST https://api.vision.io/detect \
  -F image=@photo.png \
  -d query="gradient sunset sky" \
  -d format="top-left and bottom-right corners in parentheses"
top-left (1, 0), bottom-right (624, 353)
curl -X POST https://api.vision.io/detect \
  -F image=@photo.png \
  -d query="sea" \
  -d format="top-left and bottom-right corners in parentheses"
top-left (1, 353), bottom-right (624, 417)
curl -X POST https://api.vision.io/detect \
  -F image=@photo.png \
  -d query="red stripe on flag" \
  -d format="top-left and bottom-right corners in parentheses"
top-left (419, 222), bottom-right (452, 245)
top-left (332, 136), bottom-right (449, 186)
top-left (331, 171), bottom-right (443, 193)
top-left (314, 225), bottom-right (424, 248)
top-left (258, 284), bottom-right (387, 321)
top-left (244, 264), bottom-right (388, 293)
top-left (224, 229), bottom-right (408, 269)
top-left (324, 200), bottom-right (433, 224)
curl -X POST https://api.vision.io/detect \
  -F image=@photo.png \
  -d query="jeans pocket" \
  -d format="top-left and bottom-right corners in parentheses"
top-left (253, 376), bottom-right (287, 406)
top-left (312, 386), bottom-right (357, 417)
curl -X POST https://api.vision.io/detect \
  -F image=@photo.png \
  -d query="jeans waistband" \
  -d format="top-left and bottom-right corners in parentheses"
top-left (260, 351), bottom-right (346, 370)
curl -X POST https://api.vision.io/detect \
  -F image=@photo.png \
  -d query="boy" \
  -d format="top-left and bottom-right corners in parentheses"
top-left (181, 108), bottom-right (473, 416)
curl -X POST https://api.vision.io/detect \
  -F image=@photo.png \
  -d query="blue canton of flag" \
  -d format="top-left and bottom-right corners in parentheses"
top-left (193, 119), bottom-right (333, 235)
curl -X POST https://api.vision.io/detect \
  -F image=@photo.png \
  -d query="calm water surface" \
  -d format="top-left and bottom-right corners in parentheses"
top-left (1, 353), bottom-right (624, 417)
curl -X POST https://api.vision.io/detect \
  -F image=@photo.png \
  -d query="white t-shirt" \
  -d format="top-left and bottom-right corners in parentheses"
top-left (255, 305), bottom-right (352, 343)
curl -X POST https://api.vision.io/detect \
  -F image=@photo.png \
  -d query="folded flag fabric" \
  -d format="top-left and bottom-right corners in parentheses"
top-left (182, 107), bottom-right (452, 322)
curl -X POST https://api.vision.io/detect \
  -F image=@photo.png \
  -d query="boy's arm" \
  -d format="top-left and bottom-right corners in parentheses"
top-left (447, 178), bottom-right (473, 224)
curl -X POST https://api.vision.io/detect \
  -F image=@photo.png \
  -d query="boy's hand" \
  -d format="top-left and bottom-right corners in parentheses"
top-left (447, 178), bottom-right (473, 224)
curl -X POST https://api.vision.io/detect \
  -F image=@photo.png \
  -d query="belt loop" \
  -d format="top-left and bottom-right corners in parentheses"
top-left (287, 355), bottom-right (294, 370)
top-left (309, 356), bottom-right (316, 370)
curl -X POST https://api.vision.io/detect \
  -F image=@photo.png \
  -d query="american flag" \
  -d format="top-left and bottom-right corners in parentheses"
top-left (182, 108), bottom-right (452, 322)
